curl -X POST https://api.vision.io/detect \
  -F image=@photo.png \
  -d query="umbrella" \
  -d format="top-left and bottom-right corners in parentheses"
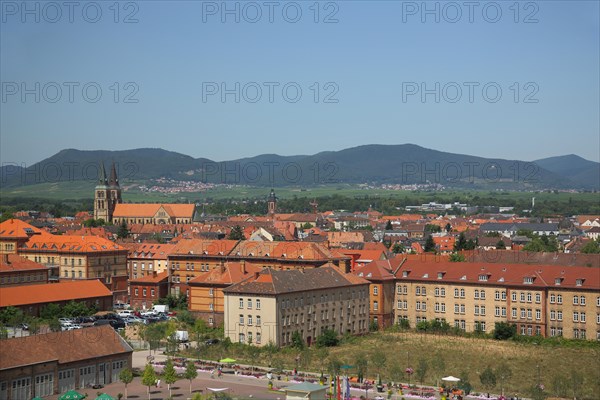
top-left (58, 390), bottom-right (86, 400)
top-left (32, 398), bottom-right (44, 400)
top-left (219, 358), bottom-right (236, 363)
top-left (95, 394), bottom-right (115, 400)
top-left (442, 376), bottom-right (461, 382)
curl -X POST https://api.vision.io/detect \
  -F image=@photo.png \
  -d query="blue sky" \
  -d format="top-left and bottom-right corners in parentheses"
top-left (1, 0), bottom-right (599, 165)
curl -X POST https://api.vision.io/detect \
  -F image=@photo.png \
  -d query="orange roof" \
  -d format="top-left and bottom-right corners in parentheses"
top-left (129, 270), bottom-right (169, 284)
top-left (113, 203), bottom-right (195, 218)
top-left (0, 219), bottom-right (43, 239)
top-left (341, 249), bottom-right (387, 262)
top-left (399, 260), bottom-right (600, 290)
top-left (20, 234), bottom-right (125, 253)
top-left (0, 254), bottom-right (47, 272)
top-left (188, 262), bottom-right (262, 286)
top-left (0, 280), bottom-right (112, 307)
top-left (171, 239), bottom-right (240, 256)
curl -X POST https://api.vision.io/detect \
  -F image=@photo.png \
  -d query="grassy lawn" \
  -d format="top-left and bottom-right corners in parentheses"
top-left (180, 331), bottom-right (600, 399)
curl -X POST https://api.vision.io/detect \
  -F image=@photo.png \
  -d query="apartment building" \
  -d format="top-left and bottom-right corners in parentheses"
top-left (168, 239), bottom-right (351, 297)
top-left (223, 265), bottom-right (370, 347)
top-left (394, 261), bottom-right (600, 340)
top-left (0, 254), bottom-right (49, 287)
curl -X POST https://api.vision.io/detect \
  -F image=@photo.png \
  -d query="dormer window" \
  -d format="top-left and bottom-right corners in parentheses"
top-left (422, 273), bottom-right (429, 278)
top-left (554, 278), bottom-right (562, 286)
top-left (402, 271), bottom-right (409, 278)
top-left (523, 277), bottom-right (534, 284)
top-left (437, 272), bottom-right (444, 279)
top-left (460, 275), bottom-right (466, 280)
top-left (478, 274), bottom-right (489, 282)
top-left (576, 279), bottom-right (584, 287)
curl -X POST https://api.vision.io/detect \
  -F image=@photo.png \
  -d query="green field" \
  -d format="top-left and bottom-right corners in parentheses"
top-left (181, 330), bottom-right (600, 399)
top-left (2, 180), bottom-right (598, 203)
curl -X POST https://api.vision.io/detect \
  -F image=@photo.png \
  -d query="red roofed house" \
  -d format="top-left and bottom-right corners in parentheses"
top-left (128, 271), bottom-right (169, 310)
top-left (112, 203), bottom-right (196, 225)
top-left (0, 254), bottom-right (49, 287)
top-left (188, 260), bottom-right (263, 327)
top-left (395, 260), bottom-right (600, 340)
top-left (0, 280), bottom-right (113, 317)
top-left (354, 258), bottom-right (404, 329)
top-left (0, 219), bottom-right (44, 254)
top-left (0, 325), bottom-right (132, 398)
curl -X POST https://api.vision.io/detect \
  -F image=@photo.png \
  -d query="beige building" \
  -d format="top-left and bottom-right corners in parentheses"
top-left (223, 265), bottom-right (370, 347)
top-left (394, 261), bottom-right (600, 340)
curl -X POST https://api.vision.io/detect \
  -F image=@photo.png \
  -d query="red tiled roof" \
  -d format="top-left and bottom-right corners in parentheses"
top-left (0, 254), bottom-right (47, 272)
top-left (398, 260), bottom-right (600, 290)
top-left (0, 280), bottom-right (112, 307)
top-left (0, 219), bottom-right (43, 239)
top-left (0, 325), bottom-right (131, 370)
top-left (188, 262), bottom-right (262, 286)
top-left (129, 271), bottom-right (169, 284)
top-left (113, 203), bottom-right (195, 218)
top-left (20, 234), bottom-right (125, 253)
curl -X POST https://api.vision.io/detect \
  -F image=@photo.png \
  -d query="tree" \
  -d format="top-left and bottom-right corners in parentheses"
top-left (385, 220), bottom-right (393, 230)
top-left (449, 252), bottom-right (466, 262)
top-left (416, 359), bottom-right (428, 392)
top-left (119, 368), bottom-right (133, 399)
top-left (479, 366), bottom-right (496, 391)
top-left (141, 363), bottom-right (157, 400)
top-left (163, 358), bottom-right (178, 398)
top-left (48, 318), bottom-right (62, 332)
top-left (496, 239), bottom-right (507, 249)
top-left (424, 235), bottom-right (436, 253)
top-left (117, 221), bottom-right (130, 239)
top-left (291, 331), bottom-right (305, 349)
top-left (315, 329), bottom-right (339, 347)
top-left (445, 223), bottom-right (452, 232)
top-left (454, 232), bottom-right (468, 251)
top-left (301, 222), bottom-right (313, 230)
top-left (495, 363), bottom-right (512, 396)
top-left (228, 225), bottom-right (245, 240)
top-left (183, 361), bottom-right (198, 394)
top-left (355, 353), bottom-right (368, 383)
top-left (458, 371), bottom-right (473, 395)
top-left (493, 322), bottom-right (516, 340)
top-left (391, 242), bottom-right (404, 254)
top-left (581, 239), bottom-right (600, 254)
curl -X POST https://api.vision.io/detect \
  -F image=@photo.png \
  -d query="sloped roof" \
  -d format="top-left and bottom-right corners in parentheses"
top-left (129, 270), bottom-right (169, 284)
top-left (0, 325), bottom-right (132, 370)
top-left (354, 259), bottom-right (401, 281)
top-left (188, 262), bottom-right (263, 286)
top-left (0, 254), bottom-right (48, 273)
top-left (0, 219), bottom-right (43, 239)
top-left (113, 203), bottom-right (195, 218)
top-left (20, 234), bottom-right (124, 253)
top-left (224, 265), bottom-right (369, 295)
top-left (0, 280), bottom-right (112, 307)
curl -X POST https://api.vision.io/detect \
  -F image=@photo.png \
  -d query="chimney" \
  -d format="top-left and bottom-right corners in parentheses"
top-left (2, 254), bottom-right (9, 265)
top-left (240, 260), bottom-right (246, 274)
top-left (254, 271), bottom-right (260, 280)
top-left (220, 260), bottom-right (226, 274)
top-left (153, 270), bottom-right (157, 278)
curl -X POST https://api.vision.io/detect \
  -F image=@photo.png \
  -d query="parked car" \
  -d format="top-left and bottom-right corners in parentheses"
top-left (205, 338), bottom-right (220, 345)
top-left (19, 323), bottom-right (29, 331)
top-left (58, 318), bottom-right (73, 326)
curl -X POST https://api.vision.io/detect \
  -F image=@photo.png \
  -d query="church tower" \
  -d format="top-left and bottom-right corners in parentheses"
top-left (94, 161), bottom-right (121, 222)
top-left (267, 188), bottom-right (277, 221)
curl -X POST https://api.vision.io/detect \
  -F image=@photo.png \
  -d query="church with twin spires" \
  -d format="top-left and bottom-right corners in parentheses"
top-left (93, 162), bottom-right (196, 225)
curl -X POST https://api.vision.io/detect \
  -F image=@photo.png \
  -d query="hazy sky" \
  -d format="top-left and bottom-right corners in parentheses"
top-left (2, 1), bottom-right (599, 165)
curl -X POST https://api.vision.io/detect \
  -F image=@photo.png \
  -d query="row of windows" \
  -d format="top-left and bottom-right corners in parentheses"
top-left (238, 332), bottom-right (261, 344)
top-left (239, 314), bottom-right (262, 326)
top-left (134, 288), bottom-right (156, 297)
top-left (511, 292), bottom-right (542, 304)
top-left (239, 298), bottom-right (261, 310)
top-left (0, 273), bottom-right (45, 284)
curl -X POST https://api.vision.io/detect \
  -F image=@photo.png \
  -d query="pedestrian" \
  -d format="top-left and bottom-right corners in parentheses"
top-left (156, 379), bottom-right (161, 388)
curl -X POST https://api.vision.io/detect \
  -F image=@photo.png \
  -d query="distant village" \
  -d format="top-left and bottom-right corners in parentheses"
top-left (0, 162), bottom-right (599, 398)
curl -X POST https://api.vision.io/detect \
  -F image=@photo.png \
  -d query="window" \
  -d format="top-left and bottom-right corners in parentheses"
top-left (495, 290), bottom-right (500, 301)
top-left (151, 288), bottom-right (155, 296)
top-left (481, 306), bottom-right (486, 316)
top-left (460, 289), bottom-right (465, 298)
top-left (520, 308), bottom-right (526, 319)
top-left (502, 291), bottom-right (507, 300)
top-left (239, 298), bottom-right (244, 309)
top-left (209, 288), bottom-right (214, 296)
top-left (397, 300), bottom-right (402, 309)
top-left (502, 307), bottom-right (507, 317)
top-left (373, 286), bottom-right (378, 295)
top-left (474, 305), bottom-right (480, 316)
top-left (480, 290), bottom-right (486, 300)
top-left (573, 312), bottom-right (579, 322)
top-left (247, 299), bottom-right (252, 309)
top-left (527, 293), bottom-right (532, 303)
top-left (134, 288), bottom-right (138, 296)
top-left (495, 306), bottom-right (500, 317)
top-left (474, 290), bottom-right (480, 299)
top-left (557, 311), bottom-right (563, 321)
top-left (416, 287), bottom-right (421, 295)
top-left (535, 309), bottom-right (541, 320)
top-left (550, 310), bottom-right (556, 320)
top-left (581, 296), bottom-right (586, 306)
top-left (557, 294), bottom-right (563, 304)
top-left (535, 293), bottom-right (541, 303)
top-left (454, 304), bottom-right (460, 314)
top-left (527, 309), bottom-right (532, 320)
top-left (550, 294), bottom-right (556, 303)
top-left (248, 315), bottom-right (253, 325)
top-left (460, 304), bottom-right (465, 314)
top-left (435, 287), bottom-right (440, 297)
top-left (209, 303), bottom-right (213, 311)
top-left (256, 299), bottom-right (261, 310)
top-left (403, 285), bottom-right (408, 294)
top-left (520, 293), bottom-right (525, 302)
top-left (512, 292), bottom-right (517, 302)
top-left (454, 288), bottom-right (459, 298)
top-left (256, 332), bottom-right (261, 344)
top-left (238, 333), bottom-right (245, 343)
top-left (256, 315), bottom-right (261, 326)
top-left (422, 286), bottom-right (426, 295)
top-left (581, 312), bottom-right (586, 323)
top-left (573, 296), bottom-right (579, 305)
top-left (239, 314), bottom-right (244, 325)
top-left (143, 288), bottom-right (147, 296)
top-left (440, 288), bottom-right (446, 296)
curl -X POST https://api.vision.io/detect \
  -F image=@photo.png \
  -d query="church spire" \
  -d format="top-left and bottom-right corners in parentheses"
top-left (109, 162), bottom-right (119, 188)
top-left (97, 161), bottom-right (108, 187)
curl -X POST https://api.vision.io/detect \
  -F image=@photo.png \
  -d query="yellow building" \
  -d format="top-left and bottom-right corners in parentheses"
top-left (395, 261), bottom-right (600, 340)
top-left (223, 265), bottom-right (370, 347)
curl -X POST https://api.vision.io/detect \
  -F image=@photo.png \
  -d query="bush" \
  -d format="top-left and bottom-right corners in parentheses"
top-left (315, 329), bottom-right (339, 347)
top-left (493, 322), bottom-right (516, 340)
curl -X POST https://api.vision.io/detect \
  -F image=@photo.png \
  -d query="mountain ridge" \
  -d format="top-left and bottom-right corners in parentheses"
top-left (1, 145), bottom-right (598, 190)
